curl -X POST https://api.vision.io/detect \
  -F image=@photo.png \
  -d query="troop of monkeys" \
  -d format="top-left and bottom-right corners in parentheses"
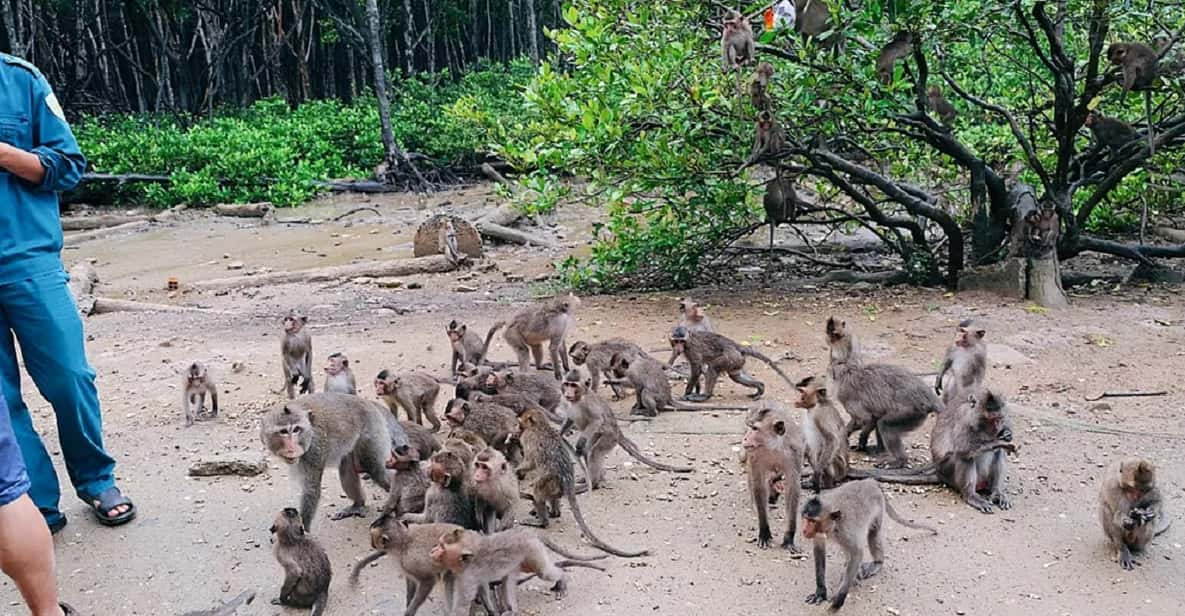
top-left (720, 2), bottom-right (1166, 202)
top-left (176, 292), bottom-right (1170, 614)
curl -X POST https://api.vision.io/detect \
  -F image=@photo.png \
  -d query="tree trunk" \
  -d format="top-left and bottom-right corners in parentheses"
top-left (525, 0), bottom-right (539, 64)
top-left (401, 0), bottom-right (415, 74)
top-left (366, 0), bottom-right (397, 161)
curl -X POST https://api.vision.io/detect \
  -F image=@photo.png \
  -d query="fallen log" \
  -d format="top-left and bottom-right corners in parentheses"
top-left (212, 202), bottom-right (273, 218)
top-left (191, 254), bottom-right (458, 291)
top-left (61, 213), bottom-right (151, 231)
top-left (67, 262), bottom-right (229, 317)
top-left (81, 172), bottom-right (171, 185)
top-left (62, 220), bottom-right (151, 246)
top-left (475, 221), bottom-right (559, 249)
top-left (315, 179), bottom-right (405, 193)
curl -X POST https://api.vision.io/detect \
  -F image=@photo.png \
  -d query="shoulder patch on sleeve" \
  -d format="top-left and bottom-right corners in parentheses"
top-left (45, 92), bottom-right (66, 121)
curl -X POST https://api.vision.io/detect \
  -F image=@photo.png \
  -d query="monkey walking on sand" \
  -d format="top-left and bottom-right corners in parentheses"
top-left (279, 311), bottom-right (314, 399)
top-left (182, 362), bottom-right (219, 427)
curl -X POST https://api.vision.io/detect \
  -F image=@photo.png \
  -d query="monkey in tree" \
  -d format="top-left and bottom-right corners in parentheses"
top-left (1108, 41), bottom-right (1160, 153)
top-left (560, 370), bottom-right (692, 489)
top-left (763, 168), bottom-right (799, 254)
top-left (795, 0), bottom-right (837, 49)
top-left (503, 294), bottom-right (581, 380)
top-left (446, 319), bottom-right (505, 375)
top-left (825, 317), bottom-right (941, 467)
top-left (1021, 206), bottom-right (1059, 259)
top-left (269, 507), bottom-right (331, 616)
top-left (934, 319), bottom-right (987, 407)
top-left (259, 393), bottom-right (391, 528)
top-left (875, 31), bottom-right (913, 84)
top-left (280, 311), bottom-right (314, 399)
top-left (514, 408), bottom-right (649, 557)
top-left (747, 110), bottom-right (786, 166)
top-left (742, 404), bottom-right (804, 551)
top-left (721, 10), bottom-right (755, 73)
top-left (749, 61), bottom-right (774, 110)
top-left (182, 361), bottom-right (218, 427)
top-left (795, 376), bottom-right (848, 490)
top-left (802, 479), bottom-right (937, 610)
top-left (1099, 457), bottom-right (1170, 570)
top-left (927, 85), bottom-right (957, 127)
top-left (1085, 111), bottom-right (1137, 151)
top-left (322, 353), bottom-right (356, 395)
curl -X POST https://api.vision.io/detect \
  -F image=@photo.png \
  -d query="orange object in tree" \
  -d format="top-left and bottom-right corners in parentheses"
top-left (764, 8), bottom-right (775, 31)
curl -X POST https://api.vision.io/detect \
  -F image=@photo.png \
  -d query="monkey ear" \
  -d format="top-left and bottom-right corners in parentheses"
top-left (975, 329), bottom-right (986, 339)
top-left (301, 316), bottom-right (308, 323)
top-left (773, 420), bottom-right (786, 436)
top-left (817, 387), bottom-right (828, 399)
top-left (460, 325), bottom-right (468, 334)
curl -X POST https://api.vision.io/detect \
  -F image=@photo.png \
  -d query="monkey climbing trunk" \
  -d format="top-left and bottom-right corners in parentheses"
top-left (958, 184), bottom-right (1069, 308)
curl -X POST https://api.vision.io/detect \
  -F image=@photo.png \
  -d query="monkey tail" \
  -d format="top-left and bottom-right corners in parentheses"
top-left (555, 559), bottom-right (609, 571)
top-left (618, 435), bottom-right (694, 473)
top-left (564, 483), bottom-right (650, 558)
top-left (481, 321), bottom-right (506, 360)
top-left (740, 347), bottom-right (797, 389)
top-left (539, 535), bottom-right (610, 561)
top-left (883, 497), bottom-right (939, 535)
top-left (348, 550), bottom-right (386, 587)
top-left (309, 591), bottom-right (328, 616)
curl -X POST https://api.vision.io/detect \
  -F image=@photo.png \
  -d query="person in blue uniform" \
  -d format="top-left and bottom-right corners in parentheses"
top-left (0, 52), bottom-right (135, 532)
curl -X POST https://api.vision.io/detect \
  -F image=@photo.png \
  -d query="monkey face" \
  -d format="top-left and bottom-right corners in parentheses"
top-left (386, 444), bottom-right (416, 470)
top-left (1120, 459), bottom-right (1156, 500)
top-left (265, 408), bottom-right (309, 463)
top-left (1107, 43), bottom-right (1126, 65)
top-left (825, 317), bottom-right (847, 343)
top-left (562, 381), bottom-right (584, 403)
top-left (794, 387), bottom-right (817, 409)
top-left (444, 400), bottom-right (469, 426)
top-left (325, 355), bottom-right (346, 375)
top-left (482, 373), bottom-right (503, 394)
top-left (608, 354), bottom-right (628, 378)
top-left (283, 314), bottom-right (307, 333)
top-left (569, 342), bottom-right (589, 364)
top-left (669, 337), bottom-right (687, 354)
top-left (955, 326), bottom-right (985, 348)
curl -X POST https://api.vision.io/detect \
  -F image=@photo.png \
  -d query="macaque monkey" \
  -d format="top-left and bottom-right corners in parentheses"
top-left (502, 294), bottom-right (581, 380)
top-left (749, 61), bottom-right (774, 110)
top-left (677, 297), bottom-right (714, 333)
top-left (269, 507), bottom-right (331, 616)
top-left (795, 376), bottom-right (848, 489)
top-left (569, 338), bottom-right (648, 398)
top-left (388, 415), bottom-right (442, 462)
top-left (931, 390), bottom-right (1017, 513)
top-left (1107, 42), bottom-right (1159, 153)
top-left (382, 444), bottom-right (429, 516)
top-left (1099, 458), bottom-right (1170, 570)
top-left (401, 448), bottom-right (479, 529)
top-left (182, 362), bottom-right (218, 427)
top-left (1085, 111), bottom-right (1137, 151)
top-left (349, 513), bottom-right (463, 616)
top-left (802, 479), bottom-right (937, 610)
top-left (446, 319), bottom-right (505, 375)
top-left (561, 370), bottom-right (693, 488)
top-left (1021, 206), bottom-right (1060, 259)
top-left (721, 10), bottom-right (755, 72)
top-left (795, 0), bottom-right (836, 48)
top-left (322, 353), bottom-right (356, 395)
top-left (471, 447), bottom-right (519, 532)
top-left (480, 369), bottom-right (564, 413)
top-left (742, 404), bottom-right (804, 551)
top-left (748, 110), bottom-right (786, 165)
top-left (668, 326), bottom-right (794, 401)
top-left (453, 363), bottom-right (495, 399)
top-left (927, 85), bottom-right (957, 127)
top-left (875, 31), bottom-right (913, 84)
top-left (443, 398), bottom-right (517, 456)
top-left (259, 393), bottom-right (392, 529)
top-left (825, 317), bottom-right (941, 467)
top-left (281, 311), bottom-right (314, 399)
top-left (430, 527), bottom-right (607, 616)
top-left (514, 408), bottom-right (649, 557)
top-left (374, 370), bottom-right (442, 431)
top-left (934, 319), bottom-right (987, 406)
top-left (607, 352), bottom-right (746, 417)
top-left (763, 169), bottom-right (799, 253)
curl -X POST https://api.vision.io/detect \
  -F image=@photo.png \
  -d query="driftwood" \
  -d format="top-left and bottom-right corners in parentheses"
top-left (81, 172), bottom-right (171, 185)
top-left (68, 262), bottom-right (229, 317)
top-left (61, 213), bottom-right (150, 231)
top-left (414, 215), bottom-right (483, 258)
top-left (191, 254), bottom-right (458, 291)
top-left (188, 459), bottom-right (268, 477)
top-left (212, 202), bottom-right (273, 218)
top-left (63, 220), bottom-right (151, 246)
top-left (475, 220), bottom-right (558, 249)
top-left (178, 590), bottom-right (256, 616)
top-left (316, 179), bottom-right (405, 193)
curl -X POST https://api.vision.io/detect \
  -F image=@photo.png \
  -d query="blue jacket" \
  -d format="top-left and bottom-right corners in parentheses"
top-left (0, 54), bottom-right (87, 285)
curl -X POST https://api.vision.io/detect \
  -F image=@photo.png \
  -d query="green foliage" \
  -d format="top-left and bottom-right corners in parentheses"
top-left (76, 62), bottom-right (533, 207)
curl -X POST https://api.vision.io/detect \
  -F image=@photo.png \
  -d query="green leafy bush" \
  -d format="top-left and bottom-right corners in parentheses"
top-left (75, 62), bottom-right (533, 207)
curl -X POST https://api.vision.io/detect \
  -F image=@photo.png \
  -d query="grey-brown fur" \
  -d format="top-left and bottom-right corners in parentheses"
top-left (741, 404), bottom-right (803, 551)
top-left (443, 398), bottom-right (518, 457)
top-left (931, 390), bottom-right (1016, 513)
top-left (382, 445), bottom-right (430, 516)
top-left (471, 447), bottom-right (519, 533)
top-left (375, 370), bottom-right (442, 431)
top-left (569, 338), bottom-right (648, 398)
top-left (401, 448), bottom-right (479, 529)
top-left (825, 317), bottom-right (941, 468)
top-left (502, 294), bottom-right (580, 380)
top-left (322, 352), bottom-right (357, 395)
top-left (483, 369), bottom-right (563, 413)
top-left (259, 393), bottom-right (391, 529)
top-left (280, 311), bottom-right (314, 399)
top-left (795, 376), bottom-right (849, 490)
top-left (349, 513), bottom-right (462, 616)
top-left (934, 320), bottom-right (987, 407)
top-left (607, 352), bottom-right (746, 417)
top-left (1099, 457), bottom-right (1170, 570)
top-left (447, 319), bottom-right (505, 375)
top-left (269, 507), bottom-right (331, 616)
top-left (182, 361), bottom-right (219, 427)
top-left (670, 327), bottom-right (795, 401)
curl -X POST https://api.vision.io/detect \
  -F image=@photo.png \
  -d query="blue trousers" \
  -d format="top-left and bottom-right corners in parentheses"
top-left (0, 391), bottom-right (31, 507)
top-left (0, 268), bottom-right (115, 523)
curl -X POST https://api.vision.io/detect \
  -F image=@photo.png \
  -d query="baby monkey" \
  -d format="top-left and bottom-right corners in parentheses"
top-left (323, 352), bottom-right (357, 395)
top-left (803, 480), bottom-right (936, 611)
top-left (269, 507), bottom-right (331, 616)
top-left (182, 362), bottom-right (219, 427)
top-left (1099, 458), bottom-right (1170, 570)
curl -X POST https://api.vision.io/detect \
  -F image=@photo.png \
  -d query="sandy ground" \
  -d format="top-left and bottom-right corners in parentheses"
top-left (1, 186), bottom-right (1183, 616)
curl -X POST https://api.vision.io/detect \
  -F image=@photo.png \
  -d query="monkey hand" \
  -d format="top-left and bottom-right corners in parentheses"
top-left (1130, 507), bottom-right (1155, 526)
top-left (998, 427), bottom-right (1013, 442)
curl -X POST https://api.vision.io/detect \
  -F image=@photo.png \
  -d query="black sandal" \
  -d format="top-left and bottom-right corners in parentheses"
top-left (87, 486), bottom-right (136, 527)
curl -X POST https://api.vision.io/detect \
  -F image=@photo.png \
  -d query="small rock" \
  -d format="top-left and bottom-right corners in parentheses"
top-left (455, 285), bottom-right (478, 293)
top-left (227, 261), bottom-right (245, 270)
top-left (189, 459), bottom-right (268, 477)
top-left (407, 282), bottom-right (423, 290)
top-left (1088, 402), bottom-right (1112, 412)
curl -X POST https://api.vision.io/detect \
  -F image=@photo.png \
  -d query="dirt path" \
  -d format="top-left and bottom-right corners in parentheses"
top-left (2, 188), bottom-right (1183, 615)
